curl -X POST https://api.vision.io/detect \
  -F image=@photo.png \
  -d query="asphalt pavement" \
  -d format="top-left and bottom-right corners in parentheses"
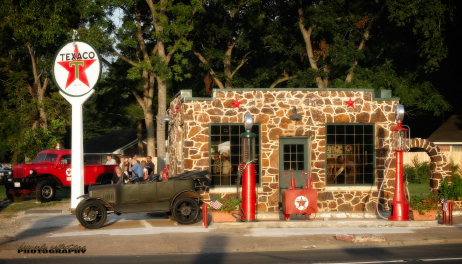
top-left (0, 203), bottom-right (461, 260)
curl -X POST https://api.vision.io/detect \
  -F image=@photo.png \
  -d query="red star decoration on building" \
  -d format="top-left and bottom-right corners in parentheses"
top-left (231, 98), bottom-right (242, 109)
top-left (57, 45), bottom-right (96, 88)
top-left (175, 104), bottom-right (180, 114)
top-left (345, 98), bottom-right (356, 108)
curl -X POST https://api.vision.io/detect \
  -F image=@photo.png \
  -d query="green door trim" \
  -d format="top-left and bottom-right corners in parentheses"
top-left (278, 137), bottom-right (311, 203)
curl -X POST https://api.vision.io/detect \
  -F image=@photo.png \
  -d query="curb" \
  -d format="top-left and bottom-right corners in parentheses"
top-left (210, 219), bottom-right (439, 229)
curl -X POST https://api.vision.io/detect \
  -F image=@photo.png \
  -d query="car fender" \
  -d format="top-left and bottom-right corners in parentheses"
top-left (77, 197), bottom-right (119, 213)
top-left (94, 172), bottom-right (115, 185)
top-left (170, 190), bottom-right (202, 208)
top-left (26, 174), bottom-right (63, 188)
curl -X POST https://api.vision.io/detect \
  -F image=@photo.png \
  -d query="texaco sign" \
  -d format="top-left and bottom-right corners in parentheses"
top-left (52, 40), bottom-right (102, 97)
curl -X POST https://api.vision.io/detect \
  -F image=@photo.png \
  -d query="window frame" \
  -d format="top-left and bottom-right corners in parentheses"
top-left (208, 123), bottom-right (261, 187)
top-left (325, 123), bottom-right (376, 186)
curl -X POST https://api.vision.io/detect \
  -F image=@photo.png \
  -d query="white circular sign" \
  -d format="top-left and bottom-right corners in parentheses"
top-left (52, 40), bottom-right (101, 97)
top-left (294, 196), bottom-right (309, 210)
top-left (66, 168), bottom-right (72, 176)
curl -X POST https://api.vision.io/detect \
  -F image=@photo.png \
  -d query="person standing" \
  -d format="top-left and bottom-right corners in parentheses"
top-left (146, 156), bottom-right (155, 175)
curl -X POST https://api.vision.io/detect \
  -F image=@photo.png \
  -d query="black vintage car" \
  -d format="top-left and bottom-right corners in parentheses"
top-left (76, 170), bottom-right (210, 229)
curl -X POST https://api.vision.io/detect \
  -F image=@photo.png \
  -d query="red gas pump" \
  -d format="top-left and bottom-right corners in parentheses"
top-left (282, 171), bottom-right (317, 221)
top-left (389, 104), bottom-right (410, 221)
top-left (239, 113), bottom-right (257, 221)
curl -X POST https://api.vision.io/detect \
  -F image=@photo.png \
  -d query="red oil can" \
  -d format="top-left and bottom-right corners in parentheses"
top-left (282, 172), bottom-right (317, 221)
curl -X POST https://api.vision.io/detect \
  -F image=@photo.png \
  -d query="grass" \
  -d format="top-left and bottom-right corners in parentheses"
top-left (0, 185), bottom-right (71, 218)
top-left (407, 183), bottom-right (432, 197)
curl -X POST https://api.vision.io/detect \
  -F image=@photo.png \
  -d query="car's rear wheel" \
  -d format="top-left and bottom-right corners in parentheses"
top-left (171, 197), bottom-right (200, 225)
top-left (78, 201), bottom-right (107, 229)
top-left (35, 180), bottom-right (56, 203)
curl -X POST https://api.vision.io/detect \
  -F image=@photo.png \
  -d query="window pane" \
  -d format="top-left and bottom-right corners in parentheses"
top-left (210, 124), bottom-right (260, 186)
top-left (326, 124), bottom-right (374, 186)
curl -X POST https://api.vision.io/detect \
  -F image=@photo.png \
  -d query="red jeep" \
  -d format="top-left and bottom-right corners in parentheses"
top-left (4, 147), bottom-right (118, 202)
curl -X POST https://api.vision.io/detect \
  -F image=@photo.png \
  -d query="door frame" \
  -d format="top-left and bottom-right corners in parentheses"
top-left (278, 137), bottom-right (311, 203)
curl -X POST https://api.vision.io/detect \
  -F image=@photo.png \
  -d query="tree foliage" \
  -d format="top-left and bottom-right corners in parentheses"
top-left (0, 0), bottom-right (80, 163)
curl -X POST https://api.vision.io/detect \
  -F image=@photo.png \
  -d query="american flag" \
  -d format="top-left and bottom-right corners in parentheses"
top-left (210, 196), bottom-right (223, 210)
top-left (442, 196), bottom-right (448, 212)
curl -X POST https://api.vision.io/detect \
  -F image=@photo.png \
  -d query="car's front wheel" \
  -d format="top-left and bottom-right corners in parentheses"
top-left (35, 180), bottom-right (56, 203)
top-left (77, 201), bottom-right (107, 229)
top-left (171, 197), bottom-right (200, 225)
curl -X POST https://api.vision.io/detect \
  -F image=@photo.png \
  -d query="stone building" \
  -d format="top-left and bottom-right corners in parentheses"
top-left (165, 88), bottom-right (449, 215)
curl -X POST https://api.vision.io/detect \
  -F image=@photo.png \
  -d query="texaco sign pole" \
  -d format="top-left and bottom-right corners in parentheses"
top-left (52, 33), bottom-right (101, 210)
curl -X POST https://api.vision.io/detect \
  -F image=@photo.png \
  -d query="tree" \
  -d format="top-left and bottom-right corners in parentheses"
top-left (80, 0), bottom-right (202, 162)
top-left (0, 0), bottom-right (79, 163)
top-left (261, 0), bottom-right (451, 114)
top-left (191, 0), bottom-right (266, 89)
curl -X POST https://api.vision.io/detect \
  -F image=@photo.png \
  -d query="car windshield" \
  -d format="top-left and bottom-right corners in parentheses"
top-left (35, 153), bottom-right (58, 163)
top-left (35, 154), bottom-right (46, 162)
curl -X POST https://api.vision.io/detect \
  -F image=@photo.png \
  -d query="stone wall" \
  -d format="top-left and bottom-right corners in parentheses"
top-left (168, 89), bottom-right (400, 212)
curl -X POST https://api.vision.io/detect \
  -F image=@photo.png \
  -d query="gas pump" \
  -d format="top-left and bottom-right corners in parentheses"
top-left (239, 113), bottom-right (257, 221)
top-left (388, 104), bottom-right (410, 221)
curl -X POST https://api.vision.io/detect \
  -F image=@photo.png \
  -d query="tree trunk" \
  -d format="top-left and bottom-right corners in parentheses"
top-left (156, 77), bottom-right (167, 173)
top-left (298, 0), bottom-right (328, 88)
top-left (137, 119), bottom-right (144, 157)
top-left (27, 44), bottom-right (48, 128)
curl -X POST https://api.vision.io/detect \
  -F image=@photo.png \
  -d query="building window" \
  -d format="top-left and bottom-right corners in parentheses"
top-left (326, 124), bottom-right (374, 185)
top-left (209, 124), bottom-right (260, 186)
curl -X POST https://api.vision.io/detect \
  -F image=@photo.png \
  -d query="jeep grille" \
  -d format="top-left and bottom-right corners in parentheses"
top-left (103, 192), bottom-right (115, 203)
top-left (13, 168), bottom-right (25, 179)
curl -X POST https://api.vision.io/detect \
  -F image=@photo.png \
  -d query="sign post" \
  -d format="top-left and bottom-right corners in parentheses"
top-left (52, 33), bottom-right (101, 210)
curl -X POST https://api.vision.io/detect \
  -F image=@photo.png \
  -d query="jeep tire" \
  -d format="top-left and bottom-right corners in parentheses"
top-left (172, 197), bottom-right (200, 225)
top-left (5, 187), bottom-right (14, 201)
top-left (35, 180), bottom-right (56, 203)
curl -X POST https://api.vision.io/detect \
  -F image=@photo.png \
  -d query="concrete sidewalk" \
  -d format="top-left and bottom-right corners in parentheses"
top-left (0, 205), bottom-right (461, 259)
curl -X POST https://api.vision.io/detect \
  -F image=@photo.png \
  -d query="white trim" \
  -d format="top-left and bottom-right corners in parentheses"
top-left (324, 186), bottom-right (378, 192)
top-left (431, 142), bottom-right (462, 145)
top-left (208, 187), bottom-right (264, 193)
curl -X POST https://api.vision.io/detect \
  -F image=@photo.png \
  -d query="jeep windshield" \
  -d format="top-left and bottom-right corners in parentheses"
top-left (35, 153), bottom-right (58, 163)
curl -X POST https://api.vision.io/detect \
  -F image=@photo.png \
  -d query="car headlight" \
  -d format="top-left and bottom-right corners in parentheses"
top-left (29, 169), bottom-right (35, 175)
top-left (8, 170), bottom-right (12, 175)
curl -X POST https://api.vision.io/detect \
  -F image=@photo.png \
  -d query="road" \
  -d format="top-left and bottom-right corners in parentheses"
top-left (2, 243), bottom-right (462, 264)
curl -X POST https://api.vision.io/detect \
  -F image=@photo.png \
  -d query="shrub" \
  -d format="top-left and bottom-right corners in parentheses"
top-left (404, 157), bottom-right (431, 184)
top-left (439, 161), bottom-right (462, 200)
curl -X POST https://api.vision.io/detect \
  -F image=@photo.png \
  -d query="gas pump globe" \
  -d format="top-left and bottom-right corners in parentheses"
top-left (389, 104), bottom-right (411, 221)
top-left (241, 115), bottom-right (256, 164)
top-left (240, 113), bottom-right (257, 221)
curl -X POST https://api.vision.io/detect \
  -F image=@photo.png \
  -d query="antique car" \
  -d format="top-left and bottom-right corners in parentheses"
top-left (76, 170), bottom-right (210, 229)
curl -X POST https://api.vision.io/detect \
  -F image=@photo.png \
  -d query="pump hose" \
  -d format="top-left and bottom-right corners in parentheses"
top-left (376, 158), bottom-right (392, 220)
top-left (234, 160), bottom-right (256, 222)
top-left (376, 158), bottom-right (412, 219)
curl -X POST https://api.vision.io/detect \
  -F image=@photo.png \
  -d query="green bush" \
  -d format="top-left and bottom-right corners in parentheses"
top-left (404, 157), bottom-right (431, 184)
top-left (439, 161), bottom-right (462, 200)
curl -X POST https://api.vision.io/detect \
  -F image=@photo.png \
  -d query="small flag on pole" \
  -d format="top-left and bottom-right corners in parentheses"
top-left (210, 196), bottom-right (223, 210)
top-left (442, 196), bottom-right (448, 212)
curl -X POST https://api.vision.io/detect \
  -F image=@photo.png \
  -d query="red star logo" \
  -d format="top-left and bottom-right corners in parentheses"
top-left (345, 98), bottom-right (356, 108)
top-left (175, 104), bottom-right (180, 113)
top-left (296, 199), bottom-right (305, 208)
top-left (57, 45), bottom-right (96, 88)
top-left (231, 98), bottom-right (242, 109)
